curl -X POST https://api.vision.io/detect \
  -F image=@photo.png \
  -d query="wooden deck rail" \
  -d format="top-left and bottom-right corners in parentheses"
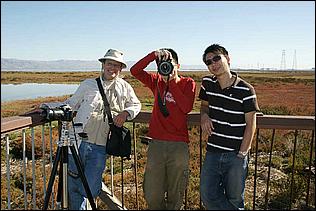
top-left (2, 111), bottom-right (315, 134)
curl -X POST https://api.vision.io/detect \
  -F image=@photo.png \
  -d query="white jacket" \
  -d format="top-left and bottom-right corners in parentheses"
top-left (64, 76), bottom-right (141, 128)
top-left (42, 75), bottom-right (141, 145)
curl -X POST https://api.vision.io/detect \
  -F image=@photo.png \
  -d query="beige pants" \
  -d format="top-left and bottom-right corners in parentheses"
top-left (143, 139), bottom-right (189, 210)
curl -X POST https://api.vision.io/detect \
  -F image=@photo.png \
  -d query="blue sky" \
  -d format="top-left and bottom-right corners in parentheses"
top-left (1, 1), bottom-right (315, 69)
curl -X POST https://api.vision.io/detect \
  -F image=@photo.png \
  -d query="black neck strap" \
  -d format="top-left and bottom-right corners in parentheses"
top-left (96, 77), bottom-right (113, 124)
top-left (156, 75), bottom-right (170, 117)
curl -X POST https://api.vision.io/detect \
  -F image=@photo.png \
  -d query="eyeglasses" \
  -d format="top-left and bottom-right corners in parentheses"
top-left (205, 55), bottom-right (221, 65)
top-left (104, 61), bottom-right (122, 69)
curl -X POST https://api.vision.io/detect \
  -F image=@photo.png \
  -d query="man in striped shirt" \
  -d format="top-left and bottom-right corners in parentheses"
top-left (199, 44), bottom-right (260, 210)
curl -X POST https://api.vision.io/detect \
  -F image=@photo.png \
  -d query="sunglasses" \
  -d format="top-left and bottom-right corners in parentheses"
top-left (205, 55), bottom-right (221, 65)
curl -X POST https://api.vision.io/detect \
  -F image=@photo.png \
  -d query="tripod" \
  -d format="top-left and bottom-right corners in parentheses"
top-left (43, 120), bottom-right (97, 210)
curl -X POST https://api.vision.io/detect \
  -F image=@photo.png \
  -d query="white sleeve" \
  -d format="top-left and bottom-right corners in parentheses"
top-left (124, 83), bottom-right (141, 120)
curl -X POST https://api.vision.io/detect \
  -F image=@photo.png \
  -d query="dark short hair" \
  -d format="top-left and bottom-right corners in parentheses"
top-left (202, 44), bottom-right (228, 63)
top-left (162, 48), bottom-right (179, 64)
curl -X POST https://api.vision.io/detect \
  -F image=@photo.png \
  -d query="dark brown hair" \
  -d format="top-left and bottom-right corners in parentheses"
top-left (202, 44), bottom-right (228, 64)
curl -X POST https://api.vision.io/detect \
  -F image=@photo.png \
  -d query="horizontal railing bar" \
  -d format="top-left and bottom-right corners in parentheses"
top-left (256, 114), bottom-right (315, 130)
top-left (1, 112), bottom-right (315, 134)
top-left (1, 116), bottom-right (32, 134)
top-left (1, 112), bottom-right (45, 134)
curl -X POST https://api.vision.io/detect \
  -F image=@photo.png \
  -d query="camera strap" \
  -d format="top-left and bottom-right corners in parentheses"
top-left (156, 76), bottom-right (170, 117)
top-left (96, 77), bottom-right (114, 125)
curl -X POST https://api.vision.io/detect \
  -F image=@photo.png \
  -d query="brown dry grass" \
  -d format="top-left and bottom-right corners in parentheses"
top-left (1, 70), bottom-right (315, 210)
top-left (3, 70), bottom-right (314, 116)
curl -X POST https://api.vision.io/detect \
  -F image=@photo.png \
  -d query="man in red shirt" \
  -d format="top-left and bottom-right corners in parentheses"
top-left (130, 48), bottom-right (196, 210)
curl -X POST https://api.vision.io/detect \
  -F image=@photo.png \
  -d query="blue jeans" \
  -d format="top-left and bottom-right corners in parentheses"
top-left (67, 141), bottom-right (107, 210)
top-left (200, 151), bottom-right (248, 210)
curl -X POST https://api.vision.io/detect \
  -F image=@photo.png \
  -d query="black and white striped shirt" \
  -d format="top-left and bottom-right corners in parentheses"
top-left (199, 71), bottom-right (260, 152)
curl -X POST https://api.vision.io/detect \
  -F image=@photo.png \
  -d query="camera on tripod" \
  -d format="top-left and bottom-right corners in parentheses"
top-left (157, 59), bottom-right (174, 76)
top-left (40, 103), bottom-right (97, 210)
top-left (40, 104), bottom-right (74, 122)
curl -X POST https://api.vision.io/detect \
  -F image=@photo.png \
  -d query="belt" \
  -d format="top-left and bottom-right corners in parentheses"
top-left (78, 133), bottom-right (88, 138)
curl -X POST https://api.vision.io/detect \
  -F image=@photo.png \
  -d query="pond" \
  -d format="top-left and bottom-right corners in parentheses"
top-left (1, 83), bottom-right (79, 102)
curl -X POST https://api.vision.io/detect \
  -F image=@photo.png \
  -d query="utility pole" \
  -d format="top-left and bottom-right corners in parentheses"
top-left (280, 50), bottom-right (286, 70)
top-left (292, 49), bottom-right (297, 70)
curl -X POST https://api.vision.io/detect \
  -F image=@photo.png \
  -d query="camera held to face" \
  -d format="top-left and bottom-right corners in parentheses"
top-left (157, 59), bottom-right (174, 76)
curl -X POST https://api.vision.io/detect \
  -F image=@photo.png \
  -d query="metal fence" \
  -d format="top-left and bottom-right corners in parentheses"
top-left (1, 112), bottom-right (315, 210)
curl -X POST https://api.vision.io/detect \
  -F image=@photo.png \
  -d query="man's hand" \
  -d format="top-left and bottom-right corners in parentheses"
top-left (155, 49), bottom-right (172, 62)
top-left (113, 111), bottom-right (129, 127)
top-left (201, 113), bottom-right (214, 139)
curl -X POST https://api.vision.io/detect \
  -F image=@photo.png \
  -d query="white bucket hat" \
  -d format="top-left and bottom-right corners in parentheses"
top-left (98, 49), bottom-right (127, 69)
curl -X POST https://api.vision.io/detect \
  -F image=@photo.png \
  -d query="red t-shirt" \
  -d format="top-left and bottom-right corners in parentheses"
top-left (130, 51), bottom-right (196, 143)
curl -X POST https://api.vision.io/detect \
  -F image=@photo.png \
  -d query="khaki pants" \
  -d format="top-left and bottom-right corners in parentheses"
top-left (143, 139), bottom-right (189, 210)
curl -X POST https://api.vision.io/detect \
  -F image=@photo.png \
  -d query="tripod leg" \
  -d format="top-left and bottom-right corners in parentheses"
top-left (69, 145), bottom-right (97, 210)
top-left (43, 146), bottom-right (62, 210)
top-left (61, 146), bottom-right (69, 209)
top-left (56, 156), bottom-right (63, 210)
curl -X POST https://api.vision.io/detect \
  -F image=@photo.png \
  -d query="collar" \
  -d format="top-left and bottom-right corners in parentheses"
top-left (230, 71), bottom-right (238, 87)
top-left (213, 71), bottom-right (238, 90)
top-left (100, 76), bottom-right (116, 89)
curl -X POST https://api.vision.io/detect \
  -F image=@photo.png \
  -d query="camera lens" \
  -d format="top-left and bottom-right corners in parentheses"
top-left (42, 106), bottom-right (73, 122)
top-left (47, 109), bottom-right (65, 121)
top-left (158, 61), bottom-right (174, 76)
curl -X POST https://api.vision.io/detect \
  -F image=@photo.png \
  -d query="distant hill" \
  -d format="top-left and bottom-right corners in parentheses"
top-left (1, 58), bottom-right (206, 71)
top-left (1, 58), bottom-right (107, 71)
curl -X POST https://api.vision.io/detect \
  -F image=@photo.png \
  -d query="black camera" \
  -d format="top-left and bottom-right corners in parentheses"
top-left (40, 104), bottom-right (74, 122)
top-left (157, 59), bottom-right (174, 76)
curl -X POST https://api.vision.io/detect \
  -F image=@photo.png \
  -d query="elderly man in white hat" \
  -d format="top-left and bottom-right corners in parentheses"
top-left (41, 49), bottom-right (141, 210)
top-left (99, 49), bottom-right (127, 80)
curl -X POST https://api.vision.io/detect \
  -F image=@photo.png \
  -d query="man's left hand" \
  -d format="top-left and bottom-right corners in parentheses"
top-left (113, 111), bottom-right (129, 127)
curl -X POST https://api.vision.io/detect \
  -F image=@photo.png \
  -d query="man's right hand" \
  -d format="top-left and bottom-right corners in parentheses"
top-left (201, 113), bottom-right (214, 138)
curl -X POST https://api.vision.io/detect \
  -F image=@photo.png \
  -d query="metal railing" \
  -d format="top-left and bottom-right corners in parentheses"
top-left (1, 112), bottom-right (315, 210)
